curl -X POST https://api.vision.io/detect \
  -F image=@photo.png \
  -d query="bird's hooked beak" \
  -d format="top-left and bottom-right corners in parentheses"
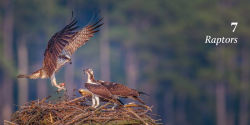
top-left (83, 68), bottom-right (91, 75)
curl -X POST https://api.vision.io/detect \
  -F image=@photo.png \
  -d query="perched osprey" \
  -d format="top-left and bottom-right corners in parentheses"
top-left (17, 16), bottom-right (103, 91)
top-left (84, 68), bottom-right (147, 104)
top-left (78, 88), bottom-right (123, 108)
top-left (84, 82), bottom-right (123, 108)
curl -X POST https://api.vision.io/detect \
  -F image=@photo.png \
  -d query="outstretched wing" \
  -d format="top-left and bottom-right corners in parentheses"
top-left (63, 18), bottom-right (103, 56)
top-left (43, 19), bottom-right (78, 77)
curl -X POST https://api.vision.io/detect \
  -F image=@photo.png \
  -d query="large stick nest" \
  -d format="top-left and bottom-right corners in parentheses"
top-left (9, 95), bottom-right (160, 125)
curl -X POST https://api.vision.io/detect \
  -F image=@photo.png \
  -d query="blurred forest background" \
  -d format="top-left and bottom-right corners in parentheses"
top-left (0, 0), bottom-right (250, 125)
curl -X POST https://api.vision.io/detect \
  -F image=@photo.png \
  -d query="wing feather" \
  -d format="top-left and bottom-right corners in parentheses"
top-left (85, 83), bottom-right (114, 100)
top-left (97, 80), bottom-right (140, 97)
top-left (97, 81), bottom-right (144, 104)
top-left (64, 18), bottom-right (103, 55)
top-left (43, 19), bottom-right (78, 77)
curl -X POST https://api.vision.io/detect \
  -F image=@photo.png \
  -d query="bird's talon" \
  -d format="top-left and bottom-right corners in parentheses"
top-left (56, 86), bottom-right (66, 92)
top-left (59, 83), bottom-right (65, 87)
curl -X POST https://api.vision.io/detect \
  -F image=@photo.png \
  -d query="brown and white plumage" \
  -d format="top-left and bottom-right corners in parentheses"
top-left (17, 16), bottom-right (103, 91)
top-left (85, 83), bottom-right (114, 100)
top-left (64, 19), bottom-right (103, 56)
top-left (83, 76), bottom-right (123, 108)
top-left (43, 18), bottom-right (79, 77)
top-left (54, 18), bottom-right (103, 72)
top-left (84, 83), bottom-right (123, 108)
top-left (79, 89), bottom-right (124, 108)
top-left (97, 80), bottom-right (145, 104)
top-left (84, 68), bottom-right (146, 104)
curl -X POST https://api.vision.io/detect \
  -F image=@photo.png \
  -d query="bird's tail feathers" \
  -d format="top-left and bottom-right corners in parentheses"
top-left (17, 74), bottom-right (29, 78)
top-left (17, 68), bottom-right (44, 79)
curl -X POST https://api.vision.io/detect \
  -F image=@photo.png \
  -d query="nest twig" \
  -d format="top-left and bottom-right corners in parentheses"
top-left (10, 96), bottom-right (160, 125)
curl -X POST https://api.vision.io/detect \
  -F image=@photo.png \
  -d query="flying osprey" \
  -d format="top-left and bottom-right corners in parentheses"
top-left (84, 68), bottom-right (147, 104)
top-left (17, 15), bottom-right (103, 91)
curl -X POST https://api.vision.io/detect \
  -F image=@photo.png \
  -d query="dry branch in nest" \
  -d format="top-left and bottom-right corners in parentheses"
top-left (9, 96), bottom-right (160, 125)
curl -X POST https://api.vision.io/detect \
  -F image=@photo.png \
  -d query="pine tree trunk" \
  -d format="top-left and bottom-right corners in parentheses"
top-left (1, 0), bottom-right (14, 121)
top-left (176, 94), bottom-right (188, 125)
top-left (239, 48), bottom-right (249, 125)
top-left (164, 89), bottom-right (174, 125)
top-left (17, 36), bottom-right (29, 106)
top-left (215, 48), bottom-right (227, 125)
top-left (239, 95), bottom-right (248, 125)
top-left (216, 83), bottom-right (227, 125)
top-left (100, 9), bottom-right (110, 81)
top-left (125, 47), bottom-right (138, 89)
